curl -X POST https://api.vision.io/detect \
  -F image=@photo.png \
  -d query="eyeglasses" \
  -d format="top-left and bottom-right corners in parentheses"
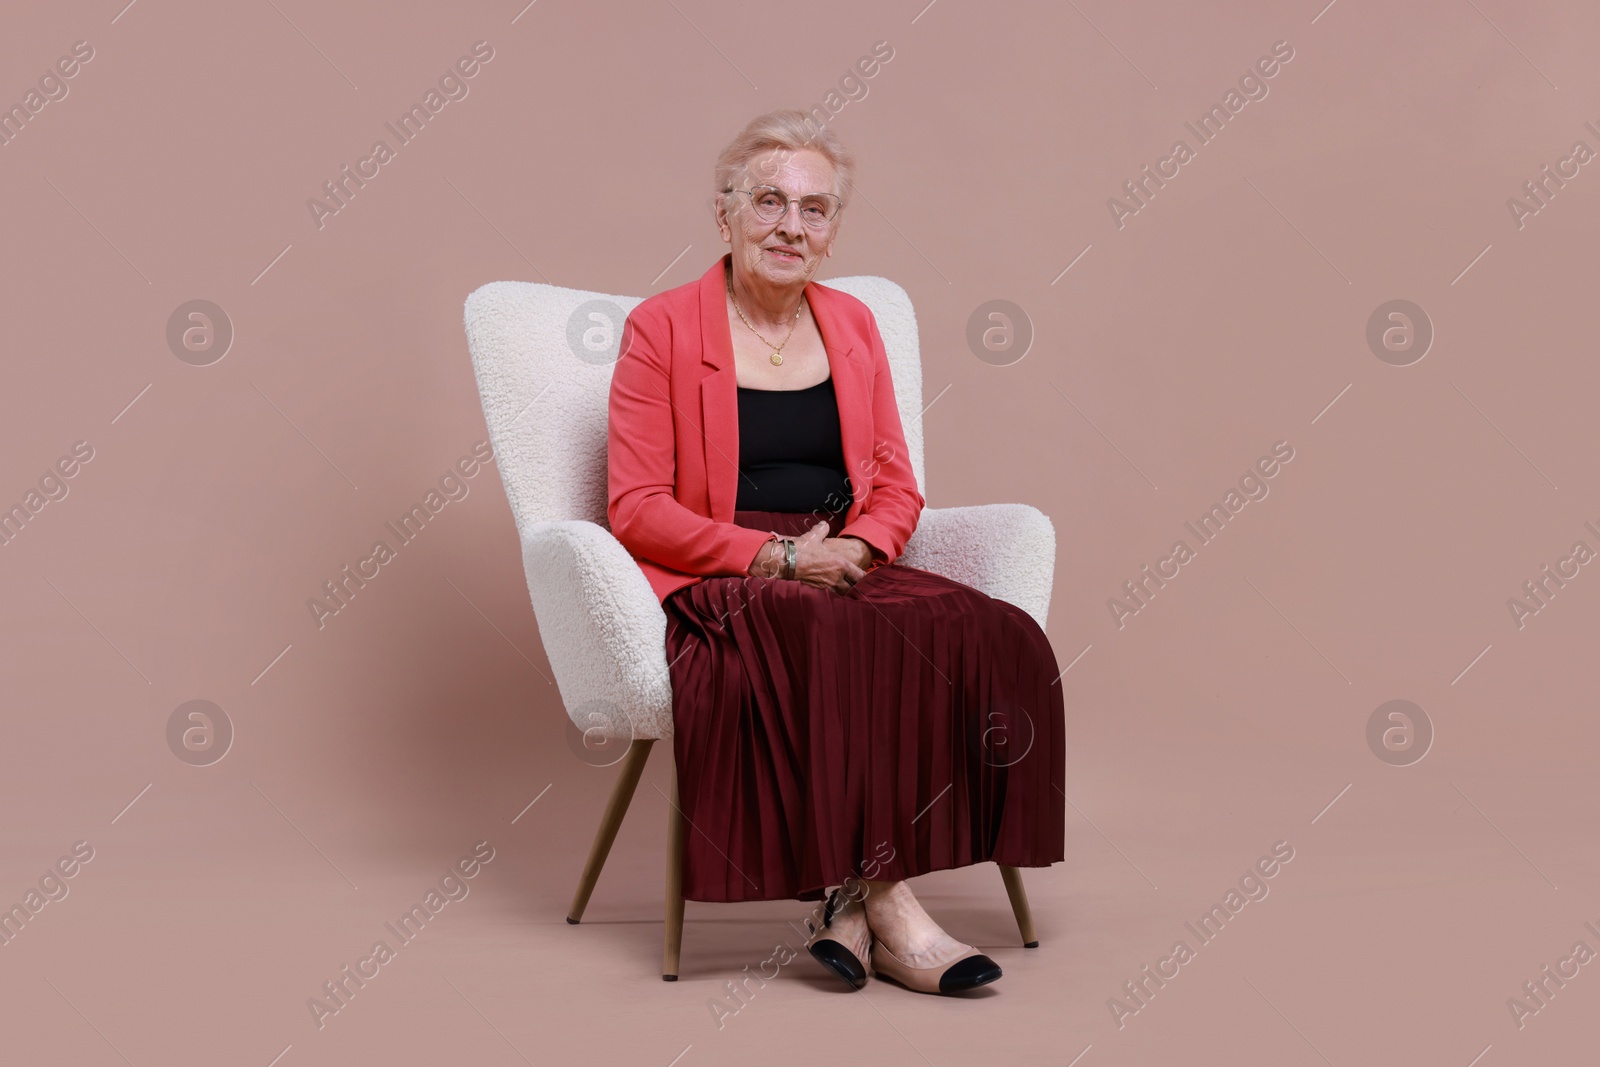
top-left (724, 185), bottom-right (843, 228)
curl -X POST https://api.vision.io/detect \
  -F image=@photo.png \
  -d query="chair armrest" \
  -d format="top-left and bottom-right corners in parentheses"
top-left (898, 504), bottom-right (1057, 630)
top-left (520, 520), bottom-right (674, 741)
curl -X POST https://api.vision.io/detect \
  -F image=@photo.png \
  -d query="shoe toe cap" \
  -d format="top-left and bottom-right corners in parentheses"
top-left (939, 953), bottom-right (1003, 992)
top-left (809, 938), bottom-right (868, 987)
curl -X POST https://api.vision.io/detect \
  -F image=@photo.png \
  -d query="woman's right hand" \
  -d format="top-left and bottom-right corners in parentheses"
top-left (790, 521), bottom-right (866, 594)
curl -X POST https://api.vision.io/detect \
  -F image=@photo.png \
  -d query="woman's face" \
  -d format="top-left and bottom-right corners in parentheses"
top-left (718, 147), bottom-right (840, 291)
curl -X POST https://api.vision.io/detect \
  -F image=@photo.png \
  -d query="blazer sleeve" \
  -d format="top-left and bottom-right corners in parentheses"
top-left (607, 305), bottom-right (778, 579)
top-left (836, 308), bottom-right (925, 565)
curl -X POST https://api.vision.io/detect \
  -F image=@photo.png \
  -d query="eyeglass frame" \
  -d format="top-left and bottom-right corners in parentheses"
top-left (721, 184), bottom-right (844, 228)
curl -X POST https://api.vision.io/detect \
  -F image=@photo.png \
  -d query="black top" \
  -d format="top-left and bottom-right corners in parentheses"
top-left (735, 376), bottom-right (852, 513)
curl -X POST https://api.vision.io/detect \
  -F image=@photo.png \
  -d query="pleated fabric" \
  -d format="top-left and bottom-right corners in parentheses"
top-left (663, 507), bottom-right (1066, 903)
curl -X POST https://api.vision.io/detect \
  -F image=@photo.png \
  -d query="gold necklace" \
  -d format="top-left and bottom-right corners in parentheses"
top-left (728, 275), bottom-right (803, 366)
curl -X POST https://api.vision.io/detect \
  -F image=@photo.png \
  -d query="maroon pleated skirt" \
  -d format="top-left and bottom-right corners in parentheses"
top-left (663, 507), bottom-right (1066, 903)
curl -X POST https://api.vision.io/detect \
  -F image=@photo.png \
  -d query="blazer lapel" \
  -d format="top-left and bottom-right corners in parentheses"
top-left (698, 257), bottom-right (740, 520)
top-left (806, 277), bottom-right (868, 526)
top-left (697, 253), bottom-right (867, 524)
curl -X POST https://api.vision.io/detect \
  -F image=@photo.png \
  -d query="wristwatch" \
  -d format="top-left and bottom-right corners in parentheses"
top-left (782, 538), bottom-right (797, 580)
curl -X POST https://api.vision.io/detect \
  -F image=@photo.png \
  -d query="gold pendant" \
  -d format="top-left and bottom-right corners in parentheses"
top-left (769, 352), bottom-right (783, 366)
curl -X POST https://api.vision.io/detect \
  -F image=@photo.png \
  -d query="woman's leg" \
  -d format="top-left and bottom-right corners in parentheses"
top-left (860, 879), bottom-right (971, 968)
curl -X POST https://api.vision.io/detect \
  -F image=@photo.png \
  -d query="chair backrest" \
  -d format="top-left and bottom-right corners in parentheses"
top-left (463, 273), bottom-right (926, 548)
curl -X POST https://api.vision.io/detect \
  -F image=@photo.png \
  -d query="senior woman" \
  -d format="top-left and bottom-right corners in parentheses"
top-left (606, 110), bottom-right (1064, 995)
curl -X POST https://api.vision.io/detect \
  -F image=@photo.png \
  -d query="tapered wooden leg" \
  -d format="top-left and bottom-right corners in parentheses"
top-left (567, 738), bottom-right (654, 924)
top-left (663, 763), bottom-right (686, 981)
top-left (999, 865), bottom-right (1039, 947)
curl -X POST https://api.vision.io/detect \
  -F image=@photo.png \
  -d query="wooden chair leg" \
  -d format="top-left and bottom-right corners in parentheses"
top-left (999, 865), bottom-right (1039, 947)
top-left (663, 762), bottom-right (686, 981)
top-left (567, 738), bottom-right (654, 924)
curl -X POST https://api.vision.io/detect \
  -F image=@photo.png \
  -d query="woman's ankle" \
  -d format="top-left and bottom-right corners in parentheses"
top-left (862, 878), bottom-right (908, 907)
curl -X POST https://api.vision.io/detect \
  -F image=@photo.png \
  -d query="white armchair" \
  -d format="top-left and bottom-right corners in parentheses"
top-left (464, 273), bottom-right (1056, 979)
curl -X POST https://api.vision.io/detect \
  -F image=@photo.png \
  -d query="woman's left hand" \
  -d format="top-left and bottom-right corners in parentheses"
top-left (822, 536), bottom-right (875, 572)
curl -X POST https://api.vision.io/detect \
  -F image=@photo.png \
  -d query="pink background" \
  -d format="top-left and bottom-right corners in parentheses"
top-left (2, 0), bottom-right (1597, 1064)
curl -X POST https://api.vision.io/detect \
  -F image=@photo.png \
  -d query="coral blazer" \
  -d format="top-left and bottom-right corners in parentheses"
top-left (608, 254), bottom-right (925, 603)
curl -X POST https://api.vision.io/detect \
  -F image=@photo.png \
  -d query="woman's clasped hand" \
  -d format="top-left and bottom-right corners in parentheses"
top-left (748, 521), bottom-right (870, 594)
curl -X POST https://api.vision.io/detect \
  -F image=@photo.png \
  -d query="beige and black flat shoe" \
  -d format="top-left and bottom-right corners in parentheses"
top-left (806, 887), bottom-right (869, 990)
top-left (870, 940), bottom-right (1002, 994)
